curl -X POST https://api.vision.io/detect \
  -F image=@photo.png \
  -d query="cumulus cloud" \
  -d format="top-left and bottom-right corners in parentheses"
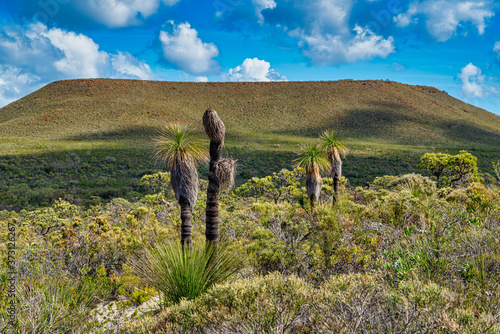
top-left (394, 0), bottom-right (494, 41)
top-left (458, 63), bottom-right (497, 98)
top-left (296, 25), bottom-right (395, 66)
top-left (0, 65), bottom-right (42, 107)
top-left (110, 52), bottom-right (153, 80)
top-left (0, 23), bottom-right (153, 107)
top-left (0, 23), bottom-right (108, 78)
top-left (227, 58), bottom-right (287, 82)
top-left (260, 0), bottom-right (394, 65)
top-left (35, 24), bottom-right (109, 77)
top-left (160, 22), bottom-right (220, 75)
top-left (18, 0), bottom-right (182, 28)
top-left (74, 0), bottom-right (160, 28)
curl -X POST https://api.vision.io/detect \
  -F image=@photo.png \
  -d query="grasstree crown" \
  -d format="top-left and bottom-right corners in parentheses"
top-left (203, 107), bottom-right (226, 145)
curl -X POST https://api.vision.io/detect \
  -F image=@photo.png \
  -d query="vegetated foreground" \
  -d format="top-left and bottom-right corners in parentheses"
top-left (1, 79), bottom-right (500, 210)
top-left (1, 87), bottom-right (500, 332)
top-left (2, 165), bottom-right (500, 333)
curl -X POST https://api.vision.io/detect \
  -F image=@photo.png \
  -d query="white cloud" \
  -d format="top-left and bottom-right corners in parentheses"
top-left (160, 22), bottom-right (219, 75)
top-left (395, 1), bottom-right (494, 41)
top-left (70, 0), bottom-right (182, 28)
top-left (394, 3), bottom-right (419, 28)
top-left (297, 25), bottom-right (395, 65)
top-left (252, 0), bottom-right (276, 23)
top-left (389, 62), bottom-right (407, 72)
top-left (494, 41), bottom-right (500, 59)
top-left (110, 52), bottom-right (153, 80)
top-left (0, 23), bottom-right (108, 79)
top-left (0, 24), bottom-right (153, 107)
top-left (0, 65), bottom-right (42, 107)
top-left (260, 0), bottom-right (394, 65)
top-left (194, 76), bottom-right (208, 82)
top-left (228, 58), bottom-right (287, 82)
top-left (458, 63), bottom-right (497, 98)
top-left (34, 23), bottom-right (109, 78)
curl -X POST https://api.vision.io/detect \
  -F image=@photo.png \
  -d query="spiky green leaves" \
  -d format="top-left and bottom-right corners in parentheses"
top-left (293, 143), bottom-right (331, 174)
top-left (153, 123), bottom-right (208, 169)
top-left (319, 129), bottom-right (348, 161)
top-left (132, 242), bottom-right (245, 306)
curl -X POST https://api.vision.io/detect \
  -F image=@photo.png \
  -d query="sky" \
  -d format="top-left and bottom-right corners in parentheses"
top-left (0, 0), bottom-right (500, 115)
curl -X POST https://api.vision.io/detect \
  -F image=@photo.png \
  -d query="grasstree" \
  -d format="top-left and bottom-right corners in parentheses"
top-left (294, 143), bottom-right (330, 210)
top-left (203, 108), bottom-right (236, 245)
top-left (153, 123), bottom-right (208, 246)
top-left (320, 130), bottom-right (348, 205)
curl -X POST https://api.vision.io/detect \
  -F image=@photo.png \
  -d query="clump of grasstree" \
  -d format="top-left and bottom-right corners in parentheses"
top-left (294, 129), bottom-right (348, 209)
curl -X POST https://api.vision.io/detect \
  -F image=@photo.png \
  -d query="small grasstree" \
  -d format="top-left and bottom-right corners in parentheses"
top-left (202, 107), bottom-right (236, 245)
top-left (153, 123), bottom-right (208, 246)
top-left (294, 143), bottom-right (331, 210)
top-left (132, 242), bottom-right (245, 307)
top-left (319, 130), bottom-right (348, 204)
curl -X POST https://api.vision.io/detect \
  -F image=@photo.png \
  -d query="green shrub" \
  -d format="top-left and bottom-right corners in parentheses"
top-left (149, 272), bottom-right (313, 333)
top-left (131, 242), bottom-right (245, 307)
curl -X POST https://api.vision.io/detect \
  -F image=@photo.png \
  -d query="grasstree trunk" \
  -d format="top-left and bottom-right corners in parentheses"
top-left (171, 161), bottom-right (199, 247)
top-left (179, 200), bottom-right (192, 245)
top-left (306, 164), bottom-right (322, 210)
top-left (203, 108), bottom-right (226, 246)
top-left (331, 148), bottom-right (342, 205)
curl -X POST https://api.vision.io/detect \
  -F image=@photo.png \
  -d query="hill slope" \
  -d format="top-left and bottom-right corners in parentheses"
top-left (1, 79), bottom-right (500, 209)
top-left (1, 79), bottom-right (500, 147)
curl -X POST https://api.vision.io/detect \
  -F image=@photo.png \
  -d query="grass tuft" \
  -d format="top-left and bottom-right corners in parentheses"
top-left (131, 242), bottom-right (245, 306)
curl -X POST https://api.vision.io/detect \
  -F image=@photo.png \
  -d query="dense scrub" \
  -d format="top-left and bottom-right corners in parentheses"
top-left (1, 163), bottom-right (500, 332)
top-left (1, 145), bottom-right (497, 211)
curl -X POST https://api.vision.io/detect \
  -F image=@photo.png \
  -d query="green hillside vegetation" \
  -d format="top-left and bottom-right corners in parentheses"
top-left (0, 79), bottom-right (499, 210)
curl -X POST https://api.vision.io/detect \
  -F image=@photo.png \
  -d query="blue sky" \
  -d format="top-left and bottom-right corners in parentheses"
top-left (1, 0), bottom-right (500, 115)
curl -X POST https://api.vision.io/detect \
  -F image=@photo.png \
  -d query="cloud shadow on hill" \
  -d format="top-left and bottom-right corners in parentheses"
top-left (64, 125), bottom-right (207, 142)
top-left (270, 101), bottom-right (500, 148)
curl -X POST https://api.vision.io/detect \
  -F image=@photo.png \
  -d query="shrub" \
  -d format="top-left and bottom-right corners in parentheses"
top-left (131, 242), bottom-right (245, 307)
top-left (147, 272), bottom-right (313, 333)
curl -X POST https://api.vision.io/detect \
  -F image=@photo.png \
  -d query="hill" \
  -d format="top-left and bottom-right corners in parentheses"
top-left (1, 79), bottom-right (500, 146)
top-left (1, 79), bottom-right (499, 209)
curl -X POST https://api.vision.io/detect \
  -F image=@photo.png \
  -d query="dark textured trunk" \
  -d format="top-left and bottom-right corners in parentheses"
top-left (205, 140), bottom-right (223, 244)
top-left (180, 197), bottom-right (193, 246)
top-left (331, 149), bottom-right (342, 205)
top-left (333, 176), bottom-right (340, 205)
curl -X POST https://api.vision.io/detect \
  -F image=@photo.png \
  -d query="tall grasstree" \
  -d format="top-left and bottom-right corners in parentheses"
top-left (202, 107), bottom-right (236, 245)
top-left (153, 123), bottom-right (208, 246)
top-left (319, 129), bottom-right (348, 204)
top-left (294, 143), bottom-right (331, 210)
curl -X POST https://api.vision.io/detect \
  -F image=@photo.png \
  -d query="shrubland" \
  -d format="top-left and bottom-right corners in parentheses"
top-left (1, 150), bottom-right (500, 333)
